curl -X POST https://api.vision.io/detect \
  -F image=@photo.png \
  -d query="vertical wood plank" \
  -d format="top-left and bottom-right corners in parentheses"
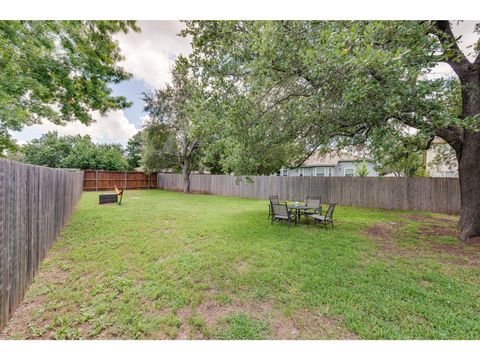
top-left (0, 159), bottom-right (83, 331)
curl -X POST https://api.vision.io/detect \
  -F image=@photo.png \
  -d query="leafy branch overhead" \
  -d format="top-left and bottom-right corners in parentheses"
top-left (0, 20), bottom-right (140, 153)
top-left (182, 21), bottom-right (475, 174)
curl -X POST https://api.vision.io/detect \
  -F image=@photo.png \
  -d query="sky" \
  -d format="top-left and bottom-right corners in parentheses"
top-left (9, 20), bottom-right (480, 146)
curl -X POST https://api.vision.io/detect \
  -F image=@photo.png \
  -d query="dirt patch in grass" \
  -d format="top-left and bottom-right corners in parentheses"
top-left (0, 296), bottom-right (47, 339)
top-left (176, 306), bottom-right (192, 339)
top-left (416, 222), bottom-right (480, 266)
top-left (290, 309), bottom-right (357, 340)
top-left (363, 221), bottom-right (406, 253)
top-left (429, 242), bottom-right (480, 267)
top-left (400, 213), bottom-right (459, 228)
top-left (400, 213), bottom-right (435, 222)
top-left (175, 294), bottom-right (356, 339)
top-left (418, 224), bottom-right (458, 238)
top-left (364, 216), bottom-right (480, 267)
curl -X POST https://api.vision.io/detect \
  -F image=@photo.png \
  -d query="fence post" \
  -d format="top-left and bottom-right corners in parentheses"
top-left (95, 170), bottom-right (98, 191)
top-left (124, 171), bottom-right (127, 190)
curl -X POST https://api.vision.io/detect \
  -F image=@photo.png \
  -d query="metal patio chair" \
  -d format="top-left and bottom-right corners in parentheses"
top-left (308, 202), bottom-right (336, 229)
top-left (268, 195), bottom-right (279, 218)
top-left (271, 201), bottom-right (297, 227)
top-left (302, 196), bottom-right (322, 217)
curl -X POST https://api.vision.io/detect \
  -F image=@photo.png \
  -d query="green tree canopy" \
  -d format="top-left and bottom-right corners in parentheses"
top-left (183, 21), bottom-right (463, 176)
top-left (126, 130), bottom-right (144, 170)
top-left (0, 20), bottom-right (140, 154)
top-left (21, 131), bottom-right (129, 171)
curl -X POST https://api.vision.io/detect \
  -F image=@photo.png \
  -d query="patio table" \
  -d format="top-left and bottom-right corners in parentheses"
top-left (287, 203), bottom-right (320, 225)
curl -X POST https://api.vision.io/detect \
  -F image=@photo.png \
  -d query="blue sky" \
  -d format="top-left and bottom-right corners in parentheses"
top-left (110, 79), bottom-right (152, 129)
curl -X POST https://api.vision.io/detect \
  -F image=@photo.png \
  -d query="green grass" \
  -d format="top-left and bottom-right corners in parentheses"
top-left (1, 190), bottom-right (479, 339)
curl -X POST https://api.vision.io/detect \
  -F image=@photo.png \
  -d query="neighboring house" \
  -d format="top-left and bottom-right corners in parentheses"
top-left (276, 152), bottom-right (379, 177)
top-left (424, 137), bottom-right (458, 178)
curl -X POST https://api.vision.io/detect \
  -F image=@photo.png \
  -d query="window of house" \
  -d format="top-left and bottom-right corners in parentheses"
top-left (282, 169), bottom-right (288, 176)
top-left (316, 167), bottom-right (333, 176)
top-left (303, 168), bottom-right (312, 176)
top-left (344, 168), bottom-right (355, 177)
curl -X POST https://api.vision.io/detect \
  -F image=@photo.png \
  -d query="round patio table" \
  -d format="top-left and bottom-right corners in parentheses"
top-left (287, 203), bottom-right (317, 225)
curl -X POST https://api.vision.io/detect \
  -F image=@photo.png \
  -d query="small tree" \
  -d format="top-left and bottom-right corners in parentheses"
top-left (354, 161), bottom-right (369, 177)
top-left (142, 56), bottom-right (204, 193)
top-left (126, 131), bottom-right (144, 171)
top-left (375, 151), bottom-right (427, 177)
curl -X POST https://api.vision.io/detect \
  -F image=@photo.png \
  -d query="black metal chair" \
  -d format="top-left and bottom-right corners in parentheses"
top-left (308, 202), bottom-right (336, 229)
top-left (268, 195), bottom-right (279, 218)
top-left (302, 196), bottom-right (322, 217)
top-left (271, 202), bottom-right (297, 227)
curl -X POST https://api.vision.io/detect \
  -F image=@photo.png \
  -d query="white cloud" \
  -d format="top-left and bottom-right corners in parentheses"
top-left (11, 110), bottom-right (138, 145)
top-left (138, 114), bottom-right (151, 129)
top-left (115, 21), bottom-right (192, 89)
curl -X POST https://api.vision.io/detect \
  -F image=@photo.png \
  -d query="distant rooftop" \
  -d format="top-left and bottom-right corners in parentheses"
top-left (301, 150), bottom-right (366, 167)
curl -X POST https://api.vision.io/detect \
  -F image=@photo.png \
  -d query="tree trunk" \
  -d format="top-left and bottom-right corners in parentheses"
top-left (181, 160), bottom-right (190, 193)
top-left (457, 131), bottom-right (480, 240)
top-left (457, 71), bottom-right (480, 241)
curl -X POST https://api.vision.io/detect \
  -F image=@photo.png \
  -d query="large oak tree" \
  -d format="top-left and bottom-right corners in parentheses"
top-left (183, 20), bottom-right (480, 240)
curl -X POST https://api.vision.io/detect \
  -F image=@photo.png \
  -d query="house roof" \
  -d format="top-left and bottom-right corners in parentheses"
top-left (301, 151), bottom-right (366, 167)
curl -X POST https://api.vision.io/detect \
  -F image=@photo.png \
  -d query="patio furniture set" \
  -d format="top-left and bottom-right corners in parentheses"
top-left (268, 195), bottom-right (336, 228)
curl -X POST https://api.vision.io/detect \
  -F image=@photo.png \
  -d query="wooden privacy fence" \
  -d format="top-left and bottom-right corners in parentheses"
top-left (158, 173), bottom-right (460, 214)
top-left (83, 170), bottom-right (157, 191)
top-left (0, 159), bottom-right (83, 331)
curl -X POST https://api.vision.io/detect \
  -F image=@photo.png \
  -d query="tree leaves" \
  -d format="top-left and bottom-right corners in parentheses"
top-left (183, 21), bottom-right (462, 175)
top-left (0, 20), bottom-right (139, 154)
top-left (20, 131), bottom-right (129, 170)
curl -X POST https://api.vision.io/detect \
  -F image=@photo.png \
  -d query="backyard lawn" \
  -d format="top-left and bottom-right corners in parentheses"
top-left (1, 190), bottom-right (479, 340)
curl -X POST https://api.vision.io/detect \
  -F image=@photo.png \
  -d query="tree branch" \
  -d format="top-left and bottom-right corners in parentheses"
top-left (433, 21), bottom-right (471, 79)
top-left (434, 125), bottom-right (464, 154)
top-left (292, 145), bottom-right (321, 168)
top-left (473, 52), bottom-right (480, 69)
